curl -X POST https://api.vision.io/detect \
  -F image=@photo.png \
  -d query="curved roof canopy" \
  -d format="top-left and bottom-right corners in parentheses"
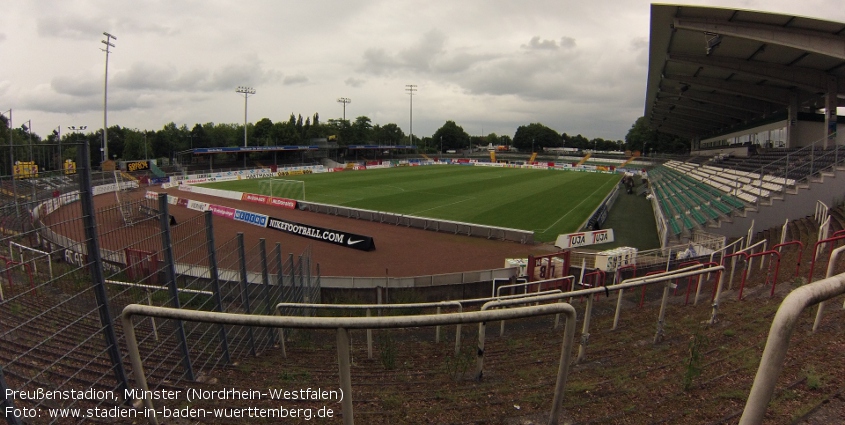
top-left (645, 4), bottom-right (845, 139)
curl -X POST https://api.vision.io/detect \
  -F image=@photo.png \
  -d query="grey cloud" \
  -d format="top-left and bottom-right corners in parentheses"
top-left (359, 30), bottom-right (448, 75)
top-left (51, 74), bottom-right (101, 97)
top-left (37, 15), bottom-right (176, 40)
top-left (283, 75), bottom-right (309, 85)
top-left (345, 77), bottom-right (365, 87)
top-left (521, 36), bottom-right (576, 50)
top-left (523, 36), bottom-right (560, 50)
top-left (398, 30), bottom-right (446, 71)
top-left (37, 16), bottom-right (103, 40)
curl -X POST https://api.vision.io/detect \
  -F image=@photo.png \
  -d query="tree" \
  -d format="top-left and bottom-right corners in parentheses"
top-left (625, 116), bottom-right (690, 155)
top-left (253, 118), bottom-right (274, 145)
top-left (352, 116), bottom-right (373, 142)
top-left (432, 121), bottom-right (470, 152)
top-left (513, 123), bottom-right (561, 151)
top-left (374, 123), bottom-right (404, 145)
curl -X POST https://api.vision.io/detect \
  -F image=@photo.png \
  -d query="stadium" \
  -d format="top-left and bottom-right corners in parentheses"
top-left (1, 4), bottom-right (845, 425)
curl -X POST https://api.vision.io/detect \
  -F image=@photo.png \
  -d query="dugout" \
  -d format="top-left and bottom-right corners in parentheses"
top-left (186, 144), bottom-right (334, 171)
top-left (344, 145), bottom-right (417, 161)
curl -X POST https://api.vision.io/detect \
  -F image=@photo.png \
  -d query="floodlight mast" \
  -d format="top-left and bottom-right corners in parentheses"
top-left (337, 97), bottom-right (351, 121)
top-left (101, 32), bottom-right (116, 164)
top-left (236, 86), bottom-right (256, 147)
top-left (406, 84), bottom-right (417, 147)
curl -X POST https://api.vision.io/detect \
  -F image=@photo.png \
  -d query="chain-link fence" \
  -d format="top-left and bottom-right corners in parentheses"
top-left (0, 141), bottom-right (319, 424)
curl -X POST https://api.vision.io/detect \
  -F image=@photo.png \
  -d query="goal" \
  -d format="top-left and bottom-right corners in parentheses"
top-left (257, 178), bottom-right (305, 200)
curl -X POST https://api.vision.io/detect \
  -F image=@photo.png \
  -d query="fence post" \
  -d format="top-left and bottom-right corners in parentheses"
top-left (259, 239), bottom-right (273, 315)
top-left (288, 253), bottom-right (296, 304)
top-left (0, 366), bottom-right (23, 425)
top-left (204, 210), bottom-right (231, 365)
top-left (78, 142), bottom-right (130, 396)
top-left (158, 194), bottom-right (195, 381)
top-left (237, 233), bottom-right (257, 357)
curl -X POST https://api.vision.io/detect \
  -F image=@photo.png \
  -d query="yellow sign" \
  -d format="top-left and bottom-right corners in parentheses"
top-left (13, 161), bottom-right (38, 179)
top-left (126, 160), bottom-right (150, 172)
top-left (64, 159), bottom-right (77, 175)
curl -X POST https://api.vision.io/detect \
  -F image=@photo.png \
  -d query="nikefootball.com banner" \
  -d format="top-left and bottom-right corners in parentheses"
top-left (266, 216), bottom-right (375, 251)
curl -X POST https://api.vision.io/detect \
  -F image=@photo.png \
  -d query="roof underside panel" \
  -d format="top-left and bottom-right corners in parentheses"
top-left (645, 4), bottom-right (845, 139)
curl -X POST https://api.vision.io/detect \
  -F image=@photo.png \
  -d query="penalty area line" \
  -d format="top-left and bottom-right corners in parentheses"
top-left (534, 177), bottom-right (618, 234)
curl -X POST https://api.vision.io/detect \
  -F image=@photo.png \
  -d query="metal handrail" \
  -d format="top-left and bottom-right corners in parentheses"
top-left (121, 302), bottom-right (578, 425)
top-left (739, 268), bottom-right (845, 424)
top-left (276, 301), bottom-right (463, 357)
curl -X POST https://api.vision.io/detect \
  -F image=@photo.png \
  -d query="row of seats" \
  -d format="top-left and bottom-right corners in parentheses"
top-left (648, 166), bottom-right (746, 236)
top-left (665, 160), bottom-right (793, 204)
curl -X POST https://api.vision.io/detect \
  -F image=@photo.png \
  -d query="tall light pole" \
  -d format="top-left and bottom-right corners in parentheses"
top-left (406, 84), bottom-right (417, 147)
top-left (236, 86), bottom-right (255, 168)
top-left (1, 109), bottom-right (11, 176)
top-left (54, 126), bottom-right (61, 170)
top-left (22, 120), bottom-right (33, 166)
top-left (337, 97), bottom-right (351, 121)
top-left (101, 32), bottom-right (116, 164)
top-left (68, 125), bottom-right (87, 170)
top-left (236, 86), bottom-right (255, 147)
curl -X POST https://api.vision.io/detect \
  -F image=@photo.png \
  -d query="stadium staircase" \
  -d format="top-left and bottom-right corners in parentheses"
top-left (148, 161), bottom-right (167, 178)
top-left (528, 152), bottom-right (538, 163)
top-left (576, 152), bottom-right (591, 166)
top-left (619, 156), bottom-right (636, 168)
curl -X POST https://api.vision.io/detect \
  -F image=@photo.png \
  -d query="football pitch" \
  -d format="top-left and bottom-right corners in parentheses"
top-left (199, 165), bottom-right (620, 242)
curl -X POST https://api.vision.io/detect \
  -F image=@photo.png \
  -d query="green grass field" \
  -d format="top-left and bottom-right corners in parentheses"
top-left (199, 165), bottom-right (620, 242)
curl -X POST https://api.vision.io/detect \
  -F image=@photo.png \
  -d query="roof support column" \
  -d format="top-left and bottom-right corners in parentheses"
top-left (787, 93), bottom-right (799, 149)
top-left (824, 77), bottom-right (837, 150)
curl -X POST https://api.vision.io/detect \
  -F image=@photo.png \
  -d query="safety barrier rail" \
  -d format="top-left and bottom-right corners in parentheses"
top-left (121, 302), bottom-right (578, 425)
top-left (739, 268), bottom-right (845, 424)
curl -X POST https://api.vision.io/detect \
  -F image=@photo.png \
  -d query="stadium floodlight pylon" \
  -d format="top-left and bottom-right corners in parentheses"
top-left (257, 178), bottom-right (305, 200)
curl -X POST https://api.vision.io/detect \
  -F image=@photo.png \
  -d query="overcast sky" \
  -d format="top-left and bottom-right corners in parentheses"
top-left (2, 0), bottom-right (844, 142)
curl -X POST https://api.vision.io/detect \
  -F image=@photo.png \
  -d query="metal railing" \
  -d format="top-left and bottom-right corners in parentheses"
top-left (121, 302), bottom-right (578, 425)
top-left (739, 267), bottom-right (845, 424)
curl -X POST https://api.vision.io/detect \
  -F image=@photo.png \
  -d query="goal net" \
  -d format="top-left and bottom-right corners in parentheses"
top-left (257, 178), bottom-right (305, 200)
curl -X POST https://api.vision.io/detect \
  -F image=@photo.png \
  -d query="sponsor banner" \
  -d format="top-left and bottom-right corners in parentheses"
top-left (268, 197), bottom-right (297, 209)
top-left (208, 204), bottom-right (235, 219)
top-left (178, 184), bottom-right (194, 192)
top-left (149, 177), bottom-right (169, 184)
top-left (187, 200), bottom-right (210, 211)
top-left (233, 209), bottom-right (268, 227)
top-left (168, 195), bottom-right (179, 205)
top-left (177, 198), bottom-right (189, 207)
top-left (277, 169), bottom-right (313, 176)
top-left (241, 193), bottom-right (269, 204)
top-left (145, 191), bottom-right (159, 200)
top-left (555, 229), bottom-right (615, 249)
top-left (126, 160), bottom-right (150, 172)
top-left (267, 216), bottom-right (375, 251)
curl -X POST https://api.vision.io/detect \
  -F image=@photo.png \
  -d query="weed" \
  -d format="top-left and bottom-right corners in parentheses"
top-left (381, 393), bottom-right (403, 410)
top-left (682, 331), bottom-right (708, 391)
top-left (717, 389), bottom-right (747, 401)
top-left (722, 329), bottom-right (736, 337)
top-left (804, 365), bottom-right (822, 390)
top-left (443, 346), bottom-right (474, 380)
top-left (378, 334), bottom-right (397, 370)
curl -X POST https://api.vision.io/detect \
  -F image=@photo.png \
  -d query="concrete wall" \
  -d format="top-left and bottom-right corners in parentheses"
top-left (713, 167), bottom-right (844, 238)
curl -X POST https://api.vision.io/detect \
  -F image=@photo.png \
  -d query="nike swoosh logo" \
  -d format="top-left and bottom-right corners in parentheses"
top-left (347, 239), bottom-right (364, 245)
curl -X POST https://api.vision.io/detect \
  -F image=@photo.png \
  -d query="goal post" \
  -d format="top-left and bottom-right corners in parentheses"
top-left (257, 178), bottom-right (305, 201)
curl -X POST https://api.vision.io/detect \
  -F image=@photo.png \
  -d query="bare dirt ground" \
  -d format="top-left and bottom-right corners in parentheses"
top-left (153, 187), bottom-right (558, 277)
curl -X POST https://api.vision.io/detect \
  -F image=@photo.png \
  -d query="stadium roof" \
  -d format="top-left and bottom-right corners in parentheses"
top-left (645, 4), bottom-right (845, 139)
